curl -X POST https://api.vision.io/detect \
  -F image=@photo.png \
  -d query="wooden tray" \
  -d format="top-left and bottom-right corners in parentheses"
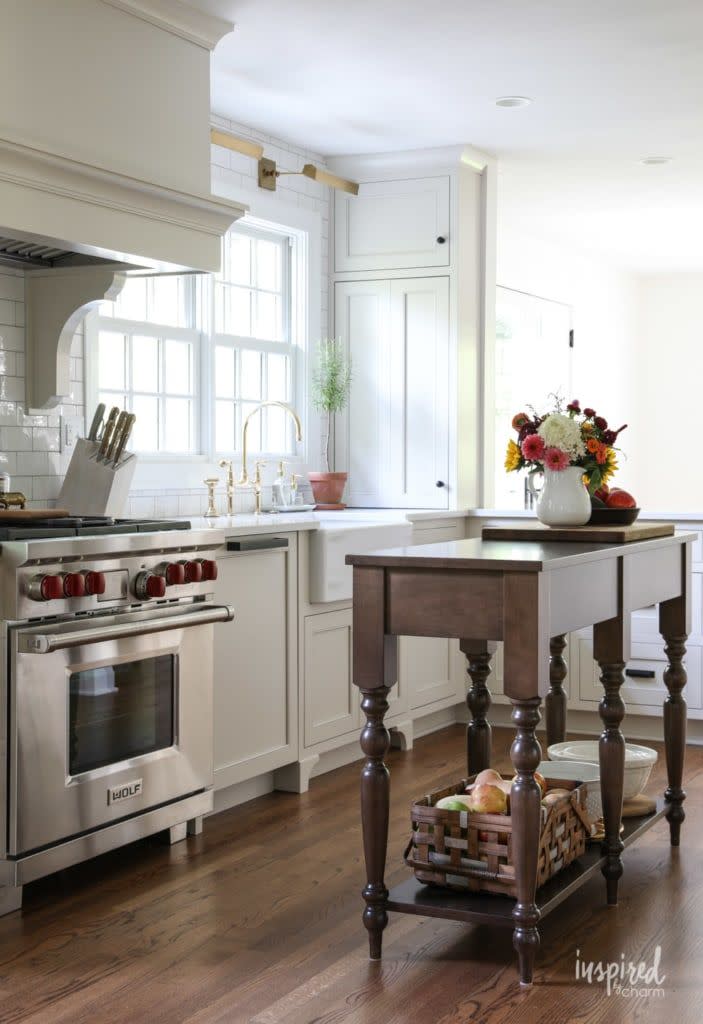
top-left (482, 522), bottom-right (675, 544)
top-left (0, 509), bottom-right (70, 520)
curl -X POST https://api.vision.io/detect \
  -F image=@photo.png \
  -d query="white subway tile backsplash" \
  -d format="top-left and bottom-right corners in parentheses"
top-left (32, 427), bottom-right (61, 452)
top-left (14, 303), bottom-right (24, 328)
top-left (0, 274), bottom-right (24, 302)
top-left (0, 300), bottom-right (14, 325)
top-left (0, 376), bottom-right (24, 402)
top-left (32, 476), bottom-right (61, 500)
top-left (1, 425), bottom-right (33, 451)
top-left (16, 452), bottom-right (50, 475)
top-left (0, 326), bottom-right (24, 352)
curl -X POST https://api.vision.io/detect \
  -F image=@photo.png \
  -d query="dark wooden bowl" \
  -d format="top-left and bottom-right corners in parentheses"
top-left (588, 506), bottom-right (640, 526)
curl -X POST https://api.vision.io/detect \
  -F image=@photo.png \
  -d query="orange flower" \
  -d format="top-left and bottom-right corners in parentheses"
top-left (586, 437), bottom-right (600, 454)
top-left (512, 412), bottom-right (530, 431)
top-left (596, 443), bottom-right (609, 464)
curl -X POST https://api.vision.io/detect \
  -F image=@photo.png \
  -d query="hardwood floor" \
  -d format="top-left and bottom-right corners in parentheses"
top-left (1, 724), bottom-right (701, 1023)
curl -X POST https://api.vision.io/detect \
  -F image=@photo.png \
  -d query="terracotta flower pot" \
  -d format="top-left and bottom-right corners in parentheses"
top-left (308, 472), bottom-right (348, 507)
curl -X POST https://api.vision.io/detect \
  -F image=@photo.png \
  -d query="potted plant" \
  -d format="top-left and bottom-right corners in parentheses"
top-left (309, 337), bottom-right (352, 508)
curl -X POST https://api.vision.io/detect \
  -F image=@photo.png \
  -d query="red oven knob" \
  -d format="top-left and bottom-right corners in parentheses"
top-left (180, 559), bottom-right (203, 583)
top-left (156, 561), bottom-right (186, 586)
top-left (133, 571), bottom-right (166, 600)
top-left (28, 573), bottom-right (64, 601)
top-left (196, 558), bottom-right (218, 581)
top-left (83, 571), bottom-right (106, 596)
top-left (62, 572), bottom-right (86, 598)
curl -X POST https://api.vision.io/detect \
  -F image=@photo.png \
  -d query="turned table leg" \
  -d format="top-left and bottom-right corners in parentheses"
top-left (660, 593), bottom-right (689, 847)
top-left (546, 635), bottom-right (567, 747)
top-left (460, 640), bottom-right (494, 775)
top-left (360, 686), bottom-right (391, 959)
top-left (510, 696), bottom-right (543, 987)
top-left (594, 617), bottom-right (626, 906)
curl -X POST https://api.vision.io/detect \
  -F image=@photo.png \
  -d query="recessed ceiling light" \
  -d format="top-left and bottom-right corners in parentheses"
top-left (495, 96), bottom-right (532, 108)
top-left (640, 157), bottom-right (672, 165)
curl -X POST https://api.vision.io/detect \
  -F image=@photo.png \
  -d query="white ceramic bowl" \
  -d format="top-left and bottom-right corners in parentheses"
top-left (547, 740), bottom-right (657, 801)
top-left (538, 759), bottom-right (602, 820)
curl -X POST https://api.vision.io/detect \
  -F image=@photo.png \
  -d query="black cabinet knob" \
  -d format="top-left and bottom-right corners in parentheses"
top-left (436, 236), bottom-right (446, 244)
top-left (436, 480), bottom-right (446, 488)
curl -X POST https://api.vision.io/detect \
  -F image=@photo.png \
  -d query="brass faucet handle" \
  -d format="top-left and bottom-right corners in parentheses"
top-left (254, 459), bottom-right (267, 486)
top-left (203, 477), bottom-right (220, 518)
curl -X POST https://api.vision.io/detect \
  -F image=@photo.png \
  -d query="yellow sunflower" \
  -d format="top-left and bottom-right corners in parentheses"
top-left (505, 439), bottom-right (521, 472)
top-left (600, 447), bottom-right (619, 484)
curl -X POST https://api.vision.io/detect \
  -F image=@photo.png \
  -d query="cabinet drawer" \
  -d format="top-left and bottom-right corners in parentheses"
top-left (335, 176), bottom-right (450, 272)
top-left (578, 637), bottom-right (702, 709)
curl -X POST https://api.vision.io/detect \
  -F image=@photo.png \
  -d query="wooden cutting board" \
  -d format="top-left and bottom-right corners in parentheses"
top-left (0, 509), bottom-right (71, 520)
top-left (481, 522), bottom-right (675, 544)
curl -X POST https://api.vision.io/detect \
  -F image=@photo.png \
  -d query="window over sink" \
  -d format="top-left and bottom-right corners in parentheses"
top-left (87, 222), bottom-right (301, 461)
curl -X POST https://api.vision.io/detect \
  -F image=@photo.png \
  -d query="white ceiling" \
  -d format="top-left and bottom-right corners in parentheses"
top-left (194, 0), bottom-right (703, 272)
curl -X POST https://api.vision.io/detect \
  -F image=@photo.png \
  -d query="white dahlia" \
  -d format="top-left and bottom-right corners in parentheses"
top-left (537, 413), bottom-right (585, 459)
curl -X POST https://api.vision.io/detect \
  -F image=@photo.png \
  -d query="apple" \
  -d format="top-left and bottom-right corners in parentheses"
top-left (467, 783), bottom-right (508, 815)
top-left (473, 768), bottom-right (503, 788)
top-left (435, 796), bottom-right (471, 811)
top-left (605, 488), bottom-right (636, 509)
top-left (594, 484), bottom-right (610, 502)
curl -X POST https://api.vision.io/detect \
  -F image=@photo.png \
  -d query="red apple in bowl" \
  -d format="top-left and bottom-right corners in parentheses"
top-left (605, 488), bottom-right (637, 509)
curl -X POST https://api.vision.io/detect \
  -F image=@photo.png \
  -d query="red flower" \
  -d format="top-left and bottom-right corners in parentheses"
top-left (594, 416), bottom-right (608, 430)
top-left (518, 422), bottom-right (537, 442)
top-left (566, 399), bottom-right (581, 413)
top-left (521, 434), bottom-right (546, 461)
top-left (583, 407), bottom-right (596, 418)
top-left (544, 447), bottom-right (570, 471)
top-left (603, 429), bottom-right (617, 445)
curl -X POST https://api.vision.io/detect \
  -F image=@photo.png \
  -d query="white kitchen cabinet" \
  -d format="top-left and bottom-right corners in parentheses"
top-left (303, 609), bottom-right (358, 745)
top-left (335, 176), bottom-right (450, 272)
top-left (576, 632), bottom-right (702, 711)
top-left (213, 536), bottom-right (298, 789)
top-left (334, 277), bottom-right (450, 509)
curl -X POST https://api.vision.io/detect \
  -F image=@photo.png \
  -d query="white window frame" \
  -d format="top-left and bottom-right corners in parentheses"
top-left (85, 201), bottom-right (320, 491)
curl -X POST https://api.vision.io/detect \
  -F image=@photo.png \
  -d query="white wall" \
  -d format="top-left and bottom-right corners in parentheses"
top-left (497, 227), bottom-right (643, 502)
top-left (630, 274), bottom-right (703, 512)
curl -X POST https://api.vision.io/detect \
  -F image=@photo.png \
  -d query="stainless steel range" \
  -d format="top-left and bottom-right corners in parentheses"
top-left (0, 517), bottom-right (233, 914)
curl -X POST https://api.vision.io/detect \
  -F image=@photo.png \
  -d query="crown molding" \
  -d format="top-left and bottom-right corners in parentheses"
top-left (101, 0), bottom-right (234, 50)
top-left (326, 145), bottom-right (495, 181)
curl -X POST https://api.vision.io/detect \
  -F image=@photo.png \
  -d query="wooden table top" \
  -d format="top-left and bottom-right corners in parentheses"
top-left (345, 531), bottom-right (696, 573)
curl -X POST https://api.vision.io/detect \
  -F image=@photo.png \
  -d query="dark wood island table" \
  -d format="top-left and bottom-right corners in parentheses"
top-left (346, 529), bottom-right (693, 985)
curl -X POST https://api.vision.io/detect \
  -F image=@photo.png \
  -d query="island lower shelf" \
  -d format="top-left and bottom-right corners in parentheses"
top-left (387, 799), bottom-right (666, 927)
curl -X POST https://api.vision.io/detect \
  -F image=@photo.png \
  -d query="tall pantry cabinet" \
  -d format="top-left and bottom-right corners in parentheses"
top-left (328, 147), bottom-right (496, 510)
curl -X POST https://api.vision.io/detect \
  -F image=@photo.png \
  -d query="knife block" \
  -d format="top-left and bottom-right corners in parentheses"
top-left (58, 438), bottom-right (137, 516)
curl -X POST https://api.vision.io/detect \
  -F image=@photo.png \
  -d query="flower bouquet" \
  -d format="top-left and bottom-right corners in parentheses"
top-left (505, 398), bottom-right (628, 526)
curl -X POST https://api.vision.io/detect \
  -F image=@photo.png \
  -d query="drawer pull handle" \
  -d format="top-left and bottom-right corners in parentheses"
top-left (625, 668), bottom-right (656, 679)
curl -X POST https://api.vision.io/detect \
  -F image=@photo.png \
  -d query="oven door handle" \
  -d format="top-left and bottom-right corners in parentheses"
top-left (17, 604), bottom-right (235, 654)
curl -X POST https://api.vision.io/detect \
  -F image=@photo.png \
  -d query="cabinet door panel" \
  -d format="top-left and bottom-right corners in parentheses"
top-left (389, 277), bottom-right (450, 508)
top-left (304, 610), bottom-right (358, 745)
top-left (214, 547), bottom-right (296, 787)
top-left (334, 280), bottom-right (392, 507)
top-left (335, 176), bottom-right (450, 272)
top-left (400, 636), bottom-right (457, 710)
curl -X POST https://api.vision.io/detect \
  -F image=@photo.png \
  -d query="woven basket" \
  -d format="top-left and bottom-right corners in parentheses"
top-left (405, 774), bottom-right (592, 897)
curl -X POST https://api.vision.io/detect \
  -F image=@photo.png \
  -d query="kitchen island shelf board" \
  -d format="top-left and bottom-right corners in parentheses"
top-left (348, 530), bottom-right (692, 985)
top-left (389, 800), bottom-right (665, 927)
top-left (482, 522), bottom-right (675, 544)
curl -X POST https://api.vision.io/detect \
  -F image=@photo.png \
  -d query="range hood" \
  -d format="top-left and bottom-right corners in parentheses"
top-left (0, 0), bottom-right (246, 409)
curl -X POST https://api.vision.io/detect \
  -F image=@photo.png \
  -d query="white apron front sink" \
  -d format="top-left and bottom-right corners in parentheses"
top-left (309, 513), bottom-right (413, 603)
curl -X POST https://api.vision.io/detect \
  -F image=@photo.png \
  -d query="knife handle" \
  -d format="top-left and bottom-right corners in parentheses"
top-left (105, 410), bottom-right (128, 463)
top-left (98, 408), bottom-right (119, 459)
top-left (112, 413), bottom-right (136, 466)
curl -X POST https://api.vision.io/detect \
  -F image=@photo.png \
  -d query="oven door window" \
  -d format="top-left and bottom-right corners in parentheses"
top-left (68, 655), bottom-right (176, 776)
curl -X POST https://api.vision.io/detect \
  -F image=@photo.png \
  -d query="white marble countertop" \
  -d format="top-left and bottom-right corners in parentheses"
top-left (160, 507), bottom-right (470, 538)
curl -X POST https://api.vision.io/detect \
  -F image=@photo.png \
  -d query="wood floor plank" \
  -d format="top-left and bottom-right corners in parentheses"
top-left (0, 724), bottom-right (700, 1023)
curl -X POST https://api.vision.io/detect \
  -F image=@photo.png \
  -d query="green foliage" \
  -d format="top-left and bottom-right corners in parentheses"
top-left (311, 338), bottom-right (352, 415)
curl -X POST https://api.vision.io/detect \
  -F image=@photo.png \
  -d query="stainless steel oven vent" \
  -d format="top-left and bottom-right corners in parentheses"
top-left (0, 236), bottom-right (112, 270)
